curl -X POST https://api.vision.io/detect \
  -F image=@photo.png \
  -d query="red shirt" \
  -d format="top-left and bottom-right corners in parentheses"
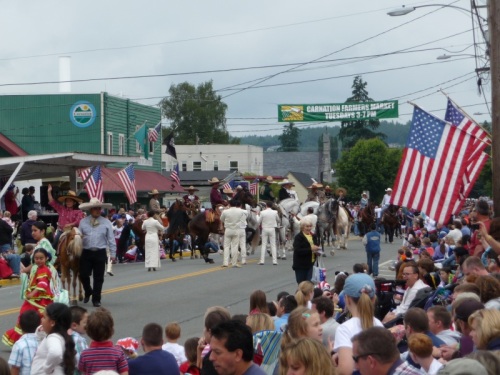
top-left (49, 200), bottom-right (84, 230)
top-left (180, 361), bottom-right (200, 375)
top-left (469, 218), bottom-right (491, 256)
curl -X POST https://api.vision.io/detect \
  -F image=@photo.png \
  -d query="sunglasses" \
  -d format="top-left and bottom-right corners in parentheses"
top-left (352, 353), bottom-right (374, 363)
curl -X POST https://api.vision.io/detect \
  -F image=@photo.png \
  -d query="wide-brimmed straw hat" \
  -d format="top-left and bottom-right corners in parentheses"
top-left (57, 190), bottom-right (84, 204)
top-left (223, 188), bottom-right (234, 195)
top-left (208, 177), bottom-right (221, 184)
top-left (185, 185), bottom-right (199, 192)
top-left (148, 189), bottom-right (162, 195)
top-left (307, 183), bottom-right (323, 189)
top-left (236, 185), bottom-right (243, 190)
top-left (336, 187), bottom-right (347, 195)
top-left (278, 179), bottom-right (293, 186)
top-left (79, 198), bottom-right (113, 210)
top-left (264, 176), bottom-right (274, 183)
top-left (325, 186), bottom-right (332, 191)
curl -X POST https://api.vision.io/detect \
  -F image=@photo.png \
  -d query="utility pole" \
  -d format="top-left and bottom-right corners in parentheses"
top-left (489, 0), bottom-right (500, 216)
top-left (322, 133), bottom-right (332, 184)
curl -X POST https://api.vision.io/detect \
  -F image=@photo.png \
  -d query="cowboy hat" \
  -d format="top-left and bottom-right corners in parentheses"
top-left (79, 197), bottom-right (113, 210)
top-left (208, 177), bottom-right (221, 184)
top-left (185, 185), bottom-right (199, 191)
top-left (307, 183), bottom-right (323, 189)
top-left (278, 179), bottom-right (293, 185)
top-left (223, 188), bottom-right (234, 195)
top-left (265, 176), bottom-right (274, 183)
top-left (361, 192), bottom-right (367, 196)
top-left (385, 188), bottom-right (393, 192)
top-left (236, 185), bottom-right (243, 190)
top-left (57, 190), bottom-right (84, 204)
top-left (336, 187), bottom-right (347, 195)
top-left (325, 186), bottom-right (332, 190)
top-left (148, 189), bottom-right (162, 195)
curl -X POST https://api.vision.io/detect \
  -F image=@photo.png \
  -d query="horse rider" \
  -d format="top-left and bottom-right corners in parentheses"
top-left (360, 192), bottom-right (369, 209)
top-left (78, 197), bottom-right (116, 307)
top-left (259, 176), bottom-right (276, 204)
top-left (336, 187), bottom-right (354, 222)
top-left (277, 179), bottom-right (293, 202)
top-left (208, 178), bottom-right (228, 209)
top-left (380, 187), bottom-right (392, 222)
top-left (306, 183), bottom-right (326, 203)
top-left (148, 189), bottom-right (163, 214)
top-left (183, 186), bottom-right (200, 205)
top-left (47, 184), bottom-right (84, 250)
top-left (324, 186), bottom-right (333, 199)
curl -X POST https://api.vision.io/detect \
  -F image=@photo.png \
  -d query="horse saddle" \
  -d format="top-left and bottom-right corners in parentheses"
top-left (205, 208), bottom-right (222, 223)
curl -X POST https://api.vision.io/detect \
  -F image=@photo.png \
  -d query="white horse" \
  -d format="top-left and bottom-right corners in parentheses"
top-left (331, 200), bottom-right (352, 251)
top-left (245, 204), bottom-right (261, 255)
top-left (276, 198), bottom-right (300, 259)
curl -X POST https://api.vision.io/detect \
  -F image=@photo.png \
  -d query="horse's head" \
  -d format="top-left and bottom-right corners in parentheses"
top-left (240, 191), bottom-right (256, 208)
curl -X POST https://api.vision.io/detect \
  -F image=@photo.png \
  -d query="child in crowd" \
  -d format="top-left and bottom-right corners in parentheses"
top-left (438, 267), bottom-right (453, 287)
top-left (116, 337), bottom-right (139, 359)
top-left (8, 310), bottom-right (40, 375)
top-left (179, 337), bottom-right (200, 375)
top-left (162, 322), bottom-right (187, 366)
top-left (78, 308), bottom-right (128, 375)
top-left (20, 244), bottom-right (34, 269)
top-left (2, 210), bottom-right (15, 228)
top-left (70, 306), bottom-right (89, 374)
top-left (124, 244), bottom-right (138, 262)
top-left (420, 238), bottom-right (434, 257)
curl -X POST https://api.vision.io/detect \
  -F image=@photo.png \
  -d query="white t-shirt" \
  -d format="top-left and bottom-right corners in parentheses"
top-left (333, 317), bottom-right (384, 351)
top-left (427, 358), bottom-right (443, 375)
top-left (161, 342), bottom-right (187, 366)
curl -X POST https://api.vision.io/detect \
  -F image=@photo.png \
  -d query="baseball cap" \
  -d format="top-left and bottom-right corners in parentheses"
top-left (343, 273), bottom-right (375, 298)
top-left (437, 358), bottom-right (488, 375)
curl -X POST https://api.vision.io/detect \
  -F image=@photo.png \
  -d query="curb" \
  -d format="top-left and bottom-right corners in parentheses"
top-left (0, 278), bottom-right (21, 287)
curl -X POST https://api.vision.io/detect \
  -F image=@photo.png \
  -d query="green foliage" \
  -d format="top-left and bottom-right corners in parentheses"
top-left (160, 81), bottom-right (230, 144)
top-left (278, 122), bottom-right (300, 151)
top-left (336, 138), bottom-right (402, 203)
top-left (339, 76), bottom-right (386, 149)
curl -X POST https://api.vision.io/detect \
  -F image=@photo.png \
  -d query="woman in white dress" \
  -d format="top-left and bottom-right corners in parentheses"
top-left (142, 210), bottom-right (165, 272)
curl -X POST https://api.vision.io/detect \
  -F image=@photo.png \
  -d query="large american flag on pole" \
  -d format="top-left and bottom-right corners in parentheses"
top-left (78, 166), bottom-right (103, 202)
top-left (391, 106), bottom-right (476, 224)
top-left (117, 164), bottom-right (137, 204)
top-left (148, 121), bottom-right (162, 142)
top-left (170, 164), bottom-right (180, 185)
top-left (445, 98), bottom-right (491, 213)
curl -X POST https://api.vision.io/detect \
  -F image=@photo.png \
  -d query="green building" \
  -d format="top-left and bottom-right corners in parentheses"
top-left (0, 93), bottom-right (184, 208)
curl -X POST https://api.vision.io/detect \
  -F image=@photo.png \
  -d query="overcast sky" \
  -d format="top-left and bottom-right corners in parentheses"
top-left (0, 0), bottom-right (490, 136)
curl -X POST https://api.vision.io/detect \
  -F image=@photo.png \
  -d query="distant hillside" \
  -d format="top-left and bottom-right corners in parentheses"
top-left (238, 120), bottom-right (410, 151)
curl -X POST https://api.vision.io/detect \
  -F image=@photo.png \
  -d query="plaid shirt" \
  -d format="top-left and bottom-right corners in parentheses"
top-left (71, 331), bottom-right (89, 375)
top-left (8, 333), bottom-right (38, 375)
top-left (390, 360), bottom-right (425, 375)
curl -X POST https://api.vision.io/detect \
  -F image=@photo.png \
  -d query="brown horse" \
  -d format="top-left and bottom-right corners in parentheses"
top-left (188, 207), bottom-right (225, 264)
top-left (359, 202), bottom-right (376, 236)
top-left (383, 204), bottom-right (400, 244)
top-left (58, 227), bottom-right (83, 305)
top-left (166, 199), bottom-right (190, 260)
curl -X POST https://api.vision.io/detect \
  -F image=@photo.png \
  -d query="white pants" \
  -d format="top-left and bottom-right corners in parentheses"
top-left (260, 227), bottom-right (277, 264)
top-left (223, 228), bottom-right (240, 266)
top-left (238, 229), bottom-right (247, 264)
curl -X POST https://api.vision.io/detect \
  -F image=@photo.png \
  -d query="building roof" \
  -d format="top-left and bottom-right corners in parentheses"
top-left (102, 168), bottom-right (184, 194)
top-left (264, 152), bottom-right (320, 180)
top-left (288, 171), bottom-right (315, 188)
top-left (173, 170), bottom-right (242, 185)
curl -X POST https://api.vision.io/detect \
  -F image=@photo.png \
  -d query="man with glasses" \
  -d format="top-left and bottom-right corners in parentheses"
top-left (382, 264), bottom-right (427, 324)
top-left (351, 327), bottom-right (423, 375)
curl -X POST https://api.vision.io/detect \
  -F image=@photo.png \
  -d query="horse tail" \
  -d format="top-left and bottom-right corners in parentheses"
top-left (68, 230), bottom-right (83, 258)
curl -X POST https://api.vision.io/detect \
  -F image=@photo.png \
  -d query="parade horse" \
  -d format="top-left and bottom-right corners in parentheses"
top-left (329, 199), bottom-right (351, 251)
top-left (184, 200), bottom-right (201, 219)
top-left (57, 227), bottom-right (83, 305)
top-left (166, 199), bottom-right (191, 260)
top-left (359, 202), bottom-right (376, 236)
top-left (316, 199), bottom-right (336, 255)
top-left (245, 204), bottom-right (261, 255)
top-left (382, 204), bottom-right (400, 244)
top-left (188, 208), bottom-right (223, 264)
top-left (276, 198), bottom-right (301, 259)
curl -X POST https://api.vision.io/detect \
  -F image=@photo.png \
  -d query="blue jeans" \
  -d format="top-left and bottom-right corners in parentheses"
top-left (4, 253), bottom-right (21, 275)
top-left (366, 251), bottom-right (380, 276)
top-left (354, 222), bottom-right (360, 236)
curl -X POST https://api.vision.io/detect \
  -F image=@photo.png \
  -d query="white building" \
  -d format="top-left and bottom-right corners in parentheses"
top-left (162, 144), bottom-right (263, 174)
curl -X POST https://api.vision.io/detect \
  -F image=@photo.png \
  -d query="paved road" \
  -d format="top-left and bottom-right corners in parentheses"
top-left (0, 235), bottom-right (403, 359)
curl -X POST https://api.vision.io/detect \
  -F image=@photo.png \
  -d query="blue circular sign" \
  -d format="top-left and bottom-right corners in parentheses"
top-left (70, 101), bottom-right (96, 128)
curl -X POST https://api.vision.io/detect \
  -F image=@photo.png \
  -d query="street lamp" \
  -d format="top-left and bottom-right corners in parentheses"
top-left (387, 4), bottom-right (486, 21)
top-left (436, 53), bottom-right (476, 60)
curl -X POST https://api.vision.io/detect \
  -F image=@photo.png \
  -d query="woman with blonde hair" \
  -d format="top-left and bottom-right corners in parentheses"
top-left (468, 309), bottom-right (500, 350)
top-left (280, 337), bottom-right (335, 375)
top-left (333, 273), bottom-right (383, 375)
top-left (295, 281), bottom-right (314, 308)
top-left (246, 313), bottom-right (275, 333)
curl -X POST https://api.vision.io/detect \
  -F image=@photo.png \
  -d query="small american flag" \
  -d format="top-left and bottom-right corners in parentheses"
top-left (78, 166), bottom-right (103, 201)
top-left (148, 121), bottom-right (162, 142)
top-left (250, 182), bottom-right (258, 196)
top-left (170, 164), bottom-right (180, 185)
top-left (117, 164), bottom-right (137, 204)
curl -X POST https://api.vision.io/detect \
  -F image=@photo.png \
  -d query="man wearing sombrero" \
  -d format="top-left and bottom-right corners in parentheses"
top-left (78, 197), bottom-right (115, 307)
top-left (277, 179), bottom-right (293, 202)
top-left (336, 187), bottom-right (354, 222)
top-left (306, 183), bottom-right (326, 203)
top-left (148, 189), bottom-right (163, 214)
top-left (380, 188), bottom-right (392, 218)
top-left (259, 176), bottom-right (275, 203)
top-left (183, 186), bottom-right (200, 205)
top-left (324, 185), bottom-right (333, 199)
top-left (360, 192), bottom-right (369, 209)
top-left (208, 177), bottom-right (227, 209)
top-left (47, 184), bottom-right (84, 248)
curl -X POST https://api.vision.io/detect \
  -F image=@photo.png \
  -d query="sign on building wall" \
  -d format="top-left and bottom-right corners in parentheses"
top-left (278, 100), bottom-right (398, 122)
top-left (70, 101), bottom-right (97, 128)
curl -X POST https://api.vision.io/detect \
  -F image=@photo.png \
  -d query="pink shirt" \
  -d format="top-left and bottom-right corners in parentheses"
top-left (49, 200), bottom-right (84, 230)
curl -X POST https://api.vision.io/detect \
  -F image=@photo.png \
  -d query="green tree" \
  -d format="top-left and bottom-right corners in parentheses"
top-left (278, 122), bottom-right (300, 151)
top-left (339, 76), bottom-right (386, 149)
top-left (336, 138), bottom-right (401, 203)
top-left (160, 81), bottom-right (230, 144)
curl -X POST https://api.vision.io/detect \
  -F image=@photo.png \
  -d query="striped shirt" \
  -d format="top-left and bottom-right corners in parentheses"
top-left (78, 341), bottom-right (128, 375)
top-left (8, 333), bottom-right (38, 375)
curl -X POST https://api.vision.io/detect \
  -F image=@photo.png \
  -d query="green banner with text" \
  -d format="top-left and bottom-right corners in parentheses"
top-left (278, 100), bottom-right (399, 122)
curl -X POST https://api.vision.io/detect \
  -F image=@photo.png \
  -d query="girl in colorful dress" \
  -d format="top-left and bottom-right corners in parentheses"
top-left (26, 222), bottom-right (57, 272)
top-left (2, 248), bottom-right (56, 347)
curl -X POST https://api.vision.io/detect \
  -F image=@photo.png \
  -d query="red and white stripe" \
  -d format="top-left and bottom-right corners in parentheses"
top-left (117, 165), bottom-right (137, 205)
top-left (78, 167), bottom-right (103, 202)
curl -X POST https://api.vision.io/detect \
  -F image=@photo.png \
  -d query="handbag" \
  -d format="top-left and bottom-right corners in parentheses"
top-left (312, 256), bottom-right (326, 284)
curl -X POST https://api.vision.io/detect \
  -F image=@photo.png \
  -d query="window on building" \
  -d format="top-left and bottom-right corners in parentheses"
top-left (107, 132), bottom-right (113, 155)
top-left (118, 134), bottom-right (125, 156)
top-left (162, 161), bottom-right (167, 170)
top-left (213, 160), bottom-right (219, 171)
top-left (229, 161), bottom-right (238, 172)
top-left (181, 161), bottom-right (187, 171)
top-left (193, 161), bottom-right (202, 171)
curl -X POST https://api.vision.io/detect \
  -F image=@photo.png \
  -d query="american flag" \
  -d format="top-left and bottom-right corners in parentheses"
top-left (222, 181), bottom-right (232, 191)
top-left (148, 121), bottom-right (162, 142)
top-left (170, 164), bottom-right (180, 185)
top-left (445, 99), bottom-right (491, 213)
top-left (391, 107), bottom-right (476, 224)
top-left (78, 166), bottom-right (103, 201)
top-left (249, 182), bottom-right (258, 196)
top-left (117, 164), bottom-right (137, 204)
